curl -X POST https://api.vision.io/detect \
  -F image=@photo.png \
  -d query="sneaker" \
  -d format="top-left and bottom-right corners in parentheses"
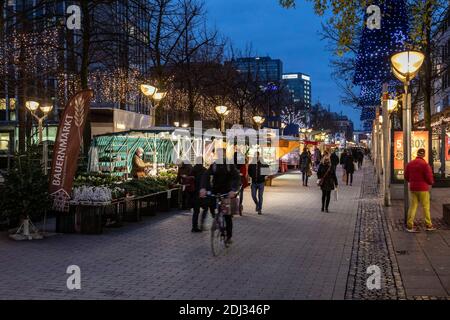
top-left (191, 228), bottom-right (202, 233)
top-left (257, 210), bottom-right (262, 215)
top-left (225, 238), bottom-right (233, 245)
top-left (325, 208), bottom-right (329, 213)
top-left (406, 227), bottom-right (420, 233)
top-left (426, 226), bottom-right (437, 232)
top-left (321, 208), bottom-right (324, 212)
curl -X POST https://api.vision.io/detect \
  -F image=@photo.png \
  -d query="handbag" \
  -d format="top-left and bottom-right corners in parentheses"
top-left (342, 170), bottom-right (347, 183)
top-left (318, 167), bottom-right (331, 187)
top-left (333, 189), bottom-right (339, 201)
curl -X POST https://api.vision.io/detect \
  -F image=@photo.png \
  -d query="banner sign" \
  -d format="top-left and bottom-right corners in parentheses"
top-left (49, 90), bottom-right (94, 212)
top-left (393, 131), bottom-right (429, 180)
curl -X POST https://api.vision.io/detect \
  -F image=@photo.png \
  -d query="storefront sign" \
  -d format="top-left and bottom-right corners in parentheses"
top-left (446, 135), bottom-right (450, 161)
top-left (49, 90), bottom-right (94, 212)
top-left (393, 131), bottom-right (429, 180)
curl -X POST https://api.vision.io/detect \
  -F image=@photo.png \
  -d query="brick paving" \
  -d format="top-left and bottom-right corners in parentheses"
top-left (0, 166), bottom-right (362, 300)
top-left (386, 189), bottom-right (450, 299)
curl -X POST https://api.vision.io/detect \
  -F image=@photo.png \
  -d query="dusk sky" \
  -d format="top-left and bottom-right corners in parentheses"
top-left (206, 0), bottom-right (362, 129)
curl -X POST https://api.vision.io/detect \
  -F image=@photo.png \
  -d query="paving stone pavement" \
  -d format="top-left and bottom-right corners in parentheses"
top-left (345, 166), bottom-right (406, 300)
top-left (0, 167), bottom-right (363, 300)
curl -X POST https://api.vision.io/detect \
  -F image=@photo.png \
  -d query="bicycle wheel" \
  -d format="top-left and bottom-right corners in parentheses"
top-left (210, 219), bottom-right (227, 257)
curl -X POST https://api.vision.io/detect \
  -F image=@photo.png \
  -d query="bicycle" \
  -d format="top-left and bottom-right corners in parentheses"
top-left (207, 190), bottom-right (240, 257)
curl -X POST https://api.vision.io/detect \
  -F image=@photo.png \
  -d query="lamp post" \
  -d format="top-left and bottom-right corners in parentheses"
top-left (253, 115), bottom-right (265, 150)
top-left (382, 93), bottom-right (399, 207)
top-left (215, 105), bottom-right (229, 133)
top-left (140, 84), bottom-right (167, 127)
top-left (391, 50), bottom-right (425, 225)
top-left (252, 115), bottom-right (265, 130)
top-left (25, 101), bottom-right (53, 144)
top-left (281, 122), bottom-right (287, 136)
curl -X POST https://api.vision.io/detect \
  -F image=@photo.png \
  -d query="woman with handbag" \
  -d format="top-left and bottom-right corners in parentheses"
top-left (299, 147), bottom-right (312, 186)
top-left (317, 156), bottom-right (338, 213)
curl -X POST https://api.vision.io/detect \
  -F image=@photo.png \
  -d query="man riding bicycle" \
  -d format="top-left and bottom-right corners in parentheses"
top-left (200, 148), bottom-right (241, 245)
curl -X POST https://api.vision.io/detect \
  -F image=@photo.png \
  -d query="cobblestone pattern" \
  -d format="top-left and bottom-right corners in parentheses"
top-left (345, 167), bottom-right (406, 300)
top-left (389, 218), bottom-right (450, 232)
top-left (0, 171), bottom-right (360, 300)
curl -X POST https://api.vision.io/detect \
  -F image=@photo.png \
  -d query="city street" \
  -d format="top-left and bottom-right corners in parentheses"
top-left (0, 166), bottom-right (362, 300)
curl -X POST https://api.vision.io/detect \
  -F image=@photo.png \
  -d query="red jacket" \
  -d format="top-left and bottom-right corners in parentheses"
top-left (405, 157), bottom-right (434, 191)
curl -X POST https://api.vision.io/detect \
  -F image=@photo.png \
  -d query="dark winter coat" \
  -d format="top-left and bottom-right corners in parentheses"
top-left (344, 155), bottom-right (355, 174)
top-left (191, 164), bottom-right (207, 193)
top-left (299, 151), bottom-right (312, 172)
top-left (201, 163), bottom-right (241, 195)
top-left (330, 153), bottom-right (339, 167)
top-left (317, 163), bottom-right (338, 191)
top-left (248, 161), bottom-right (270, 184)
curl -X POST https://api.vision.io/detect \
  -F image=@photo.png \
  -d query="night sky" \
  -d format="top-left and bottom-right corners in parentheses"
top-left (206, 0), bottom-right (362, 129)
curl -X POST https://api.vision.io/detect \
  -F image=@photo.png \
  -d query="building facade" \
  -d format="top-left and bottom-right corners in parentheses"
top-left (282, 73), bottom-right (312, 109)
top-left (0, 0), bottom-right (153, 155)
top-left (231, 56), bottom-right (283, 84)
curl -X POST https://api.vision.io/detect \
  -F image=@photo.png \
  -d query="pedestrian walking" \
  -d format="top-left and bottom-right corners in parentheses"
top-left (356, 148), bottom-right (364, 170)
top-left (248, 152), bottom-right (269, 215)
top-left (405, 148), bottom-right (436, 233)
top-left (317, 156), bottom-right (338, 213)
top-left (299, 147), bottom-right (312, 186)
top-left (238, 156), bottom-right (249, 215)
top-left (313, 146), bottom-right (322, 171)
top-left (190, 157), bottom-right (208, 233)
top-left (330, 149), bottom-right (339, 171)
top-left (344, 151), bottom-right (355, 186)
top-left (176, 161), bottom-right (194, 210)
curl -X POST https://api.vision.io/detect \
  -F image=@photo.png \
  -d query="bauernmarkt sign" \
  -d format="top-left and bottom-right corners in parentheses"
top-left (49, 90), bottom-right (94, 212)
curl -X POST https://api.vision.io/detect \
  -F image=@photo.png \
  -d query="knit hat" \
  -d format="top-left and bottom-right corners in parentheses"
top-left (417, 148), bottom-right (426, 157)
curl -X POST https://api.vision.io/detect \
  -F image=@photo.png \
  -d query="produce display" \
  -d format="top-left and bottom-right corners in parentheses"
top-left (72, 171), bottom-right (178, 202)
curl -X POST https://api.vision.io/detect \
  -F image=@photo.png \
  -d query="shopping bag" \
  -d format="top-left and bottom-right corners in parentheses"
top-left (333, 189), bottom-right (339, 201)
top-left (342, 170), bottom-right (347, 183)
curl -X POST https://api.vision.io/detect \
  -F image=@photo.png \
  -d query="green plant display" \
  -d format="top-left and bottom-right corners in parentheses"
top-left (1, 146), bottom-right (51, 224)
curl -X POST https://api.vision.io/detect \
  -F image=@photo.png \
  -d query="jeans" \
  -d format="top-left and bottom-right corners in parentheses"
top-left (251, 182), bottom-right (265, 211)
top-left (301, 170), bottom-right (309, 185)
top-left (322, 190), bottom-right (331, 210)
top-left (407, 191), bottom-right (432, 229)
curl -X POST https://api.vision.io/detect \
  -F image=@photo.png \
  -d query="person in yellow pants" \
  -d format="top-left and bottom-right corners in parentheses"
top-left (404, 148), bottom-right (436, 232)
top-left (407, 192), bottom-right (432, 231)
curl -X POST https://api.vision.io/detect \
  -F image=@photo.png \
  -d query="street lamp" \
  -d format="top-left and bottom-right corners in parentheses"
top-left (140, 84), bottom-right (158, 97)
top-left (215, 105), bottom-right (229, 133)
top-left (281, 122), bottom-right (287, 136)
top-left (26, 101), bottom-right (53, 144)
top-left (140, 84), bottom-right (167, 127)
top-left (391, 50), bottom-right (425, 225)
top-left (252, 115), bottom-right (265, 130)
top-left (153, 91), bottom-right (167, 102)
